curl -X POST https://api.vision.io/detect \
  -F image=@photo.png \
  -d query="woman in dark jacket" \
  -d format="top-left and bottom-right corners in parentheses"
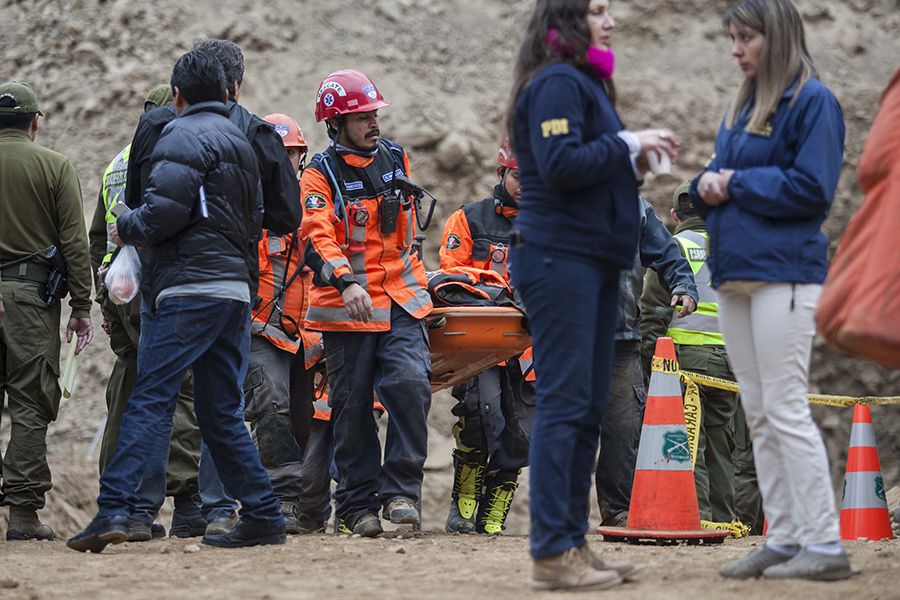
top-left (506, 0), bottom-right (678, 590)
top-left (691, 0), bottom-right (853, 581)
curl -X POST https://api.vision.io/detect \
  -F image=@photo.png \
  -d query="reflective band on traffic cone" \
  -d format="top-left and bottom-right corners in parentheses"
top-left (597, 337), bottom-right (729, 544)
top-left (840, 403), bottom-right (893, 541)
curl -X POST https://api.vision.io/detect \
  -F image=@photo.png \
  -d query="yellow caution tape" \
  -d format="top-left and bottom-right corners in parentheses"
top-left (680, 374), bottom-right (701, 468)
top-left (701, 519), bottom-right (751, 539)
top-left (652, 355), bottom-right (680, 374)
top-left (680, 371), bottom-right (900, 407)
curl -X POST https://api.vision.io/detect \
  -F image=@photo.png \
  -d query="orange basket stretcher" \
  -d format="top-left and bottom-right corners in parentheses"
top-left (427, 306), bottom-right (531, 392)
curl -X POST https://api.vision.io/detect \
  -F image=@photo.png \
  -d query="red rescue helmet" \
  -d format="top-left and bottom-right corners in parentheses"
top-left (263, 113), bottom-right (307, 151)
top-left (497, 137), bottom-right (518, 169)
top-left (314, 69), bottom-right (390, 123)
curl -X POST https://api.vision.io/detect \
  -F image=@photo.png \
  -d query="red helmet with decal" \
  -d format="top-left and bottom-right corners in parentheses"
top-left (314, 69), bottom-right (390, 123)
top-left (497, 137), bottom-right (518, 169)
top-left (263, 113), bottom-right (307, 151)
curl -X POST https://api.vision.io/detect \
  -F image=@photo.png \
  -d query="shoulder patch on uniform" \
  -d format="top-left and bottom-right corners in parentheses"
top-left (382, 169), bottom-right (403, 183)
top-left (304, 193), bottom-right (327, 210)
top-left (446, 234), bottom-right (461, 250)
top-left (541, 118), bottom-right (569, 138)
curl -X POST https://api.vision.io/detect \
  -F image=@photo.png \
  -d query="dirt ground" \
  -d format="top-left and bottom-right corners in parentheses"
top-left (2, 0), bottom-right (900, 598)
top-left (1, 535), bottom-right (898, 600)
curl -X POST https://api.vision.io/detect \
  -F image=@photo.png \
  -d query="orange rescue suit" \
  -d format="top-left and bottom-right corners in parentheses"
top-left (252, 229), bottom-right (324, 369)
top-left (300, 142), bottom-right (432, 332)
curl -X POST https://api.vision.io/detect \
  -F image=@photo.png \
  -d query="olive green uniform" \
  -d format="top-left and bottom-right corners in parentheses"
top-left (88, 144), bottom-right (200, 495)
top-left (641, 216), bottom-right (745, 523)
top-left (0, 128), bottom-right (92, 509)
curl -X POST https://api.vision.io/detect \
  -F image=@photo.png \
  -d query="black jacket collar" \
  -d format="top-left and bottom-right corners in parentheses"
top-left (180, 101), bottom-right (229, 118)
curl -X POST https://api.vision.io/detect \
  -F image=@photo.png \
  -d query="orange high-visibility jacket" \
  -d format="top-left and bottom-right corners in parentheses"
top-left (438, 196), bottom-right (534, 381)
top-left (252, 229), bottom-right (324, 369)
top-left (439, 197), bottom-right (518, 281)
top-left (300, 141), bottom-right (432, 332)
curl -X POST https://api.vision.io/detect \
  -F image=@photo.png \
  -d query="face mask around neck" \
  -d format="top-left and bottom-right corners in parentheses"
top-left (547, 27), bottom-right (615, 80)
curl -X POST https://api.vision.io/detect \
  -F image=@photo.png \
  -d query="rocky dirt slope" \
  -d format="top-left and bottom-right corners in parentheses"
top-left (1, 0), bottom-right (899, 540)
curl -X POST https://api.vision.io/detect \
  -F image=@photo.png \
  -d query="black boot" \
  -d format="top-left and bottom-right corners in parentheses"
top-left (128, 519), bottom-right (167, 542)
top-left (476, 469), bottom-right (520, 535)
top-left (202, 517), bottom-right (286, 548)
top-left (67, 516), bottom-right (130, 553)
top-left (170, 490), bottom-right (207, 538)
top-left (445, 449), bottom-right (486, 534)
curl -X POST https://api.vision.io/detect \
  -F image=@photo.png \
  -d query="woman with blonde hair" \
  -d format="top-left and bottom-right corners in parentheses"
top-left (691, 0), bottom-right (854, 581)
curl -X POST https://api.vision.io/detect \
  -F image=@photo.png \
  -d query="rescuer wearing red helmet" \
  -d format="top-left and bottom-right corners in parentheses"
top-left (300, 69), bottom-right (432, 537)
top-left (237, 113), bottom-right (323, 534)
top-left (439, 138), bottom-right (535, 535)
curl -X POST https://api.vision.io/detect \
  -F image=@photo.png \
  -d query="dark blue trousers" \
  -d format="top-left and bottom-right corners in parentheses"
top-left (323, 302), bottom-right (431, 527)
top-left (510, 242), bottom-right (621, 559)
top-left (97, 297), bottom-right (282, 525)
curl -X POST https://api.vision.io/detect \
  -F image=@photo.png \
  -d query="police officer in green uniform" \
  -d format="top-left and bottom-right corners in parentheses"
top-left (640, 179), bottom-right (749, 524)
top-left (0, 81), bottom-right (94, 540)
top-left (87, 84), bottom-right (206, 540)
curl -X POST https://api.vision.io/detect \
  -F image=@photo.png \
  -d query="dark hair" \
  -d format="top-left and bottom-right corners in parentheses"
top-left (170, 50), bottom-right (227, 105)
top-left (192, 38), bottom-right (245, 98)
top-left (504, 0), bottom-right (616, 140)
top-left (0, 97), bottom-right (36, 130)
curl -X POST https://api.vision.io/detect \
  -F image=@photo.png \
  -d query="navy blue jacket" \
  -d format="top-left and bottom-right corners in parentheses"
top-left (616, 198), bottom-right (698, 340)
top-left (689, 78), bottom-right (845, 287)
top-left (513, 62), bottom-right (639, 268)
top-left (118, 102), bottom-right (263, 305)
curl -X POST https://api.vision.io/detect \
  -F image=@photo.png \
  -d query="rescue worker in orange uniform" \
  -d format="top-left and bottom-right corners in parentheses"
top-left (245, 113), bottom-right (323, 534)
top-left (300, 70), bottom-right (433, 537)
top-left (439, 139), bottom-right (535, 535)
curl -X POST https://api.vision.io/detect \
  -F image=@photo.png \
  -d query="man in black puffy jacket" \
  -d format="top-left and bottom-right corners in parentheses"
top-left (68, 50), bottom-right (285, 553)
top-left (121, 38), bottom-right (302, 535)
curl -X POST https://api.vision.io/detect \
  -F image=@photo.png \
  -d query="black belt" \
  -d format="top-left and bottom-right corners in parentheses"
top-left (0, 261), bottom-right (49, 284)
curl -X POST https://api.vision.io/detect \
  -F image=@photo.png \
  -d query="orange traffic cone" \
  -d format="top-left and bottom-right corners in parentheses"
top-left (597, 337), bottom-right (729, 544)
top-left (840, 403), bottom-right (893, 541)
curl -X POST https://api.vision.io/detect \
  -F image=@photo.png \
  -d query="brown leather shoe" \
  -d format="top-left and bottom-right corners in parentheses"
top-left (577, 542), bottom-right (640, 580)
top-left (7, 506), bottom-right (55, 541)
top-left (530, 547), bottom-right (622, 591)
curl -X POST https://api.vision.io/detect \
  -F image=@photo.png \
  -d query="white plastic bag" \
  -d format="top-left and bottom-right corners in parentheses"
top-left (105, 245), bottom-right (141, 305)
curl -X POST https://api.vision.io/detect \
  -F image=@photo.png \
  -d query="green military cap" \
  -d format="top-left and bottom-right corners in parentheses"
top-left (144, 84), bottom-right (174, 112)
top-left (0, 81), bottom-right (43, 116)
top-left (673, 178), bottom-right (694, 213)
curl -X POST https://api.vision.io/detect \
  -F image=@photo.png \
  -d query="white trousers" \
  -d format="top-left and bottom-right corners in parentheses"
top-left (718, 281), bottom-right (839, 546)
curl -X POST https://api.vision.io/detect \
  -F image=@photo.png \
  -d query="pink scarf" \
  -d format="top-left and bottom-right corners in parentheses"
top-left (547, 28), bottom-right (615, 80)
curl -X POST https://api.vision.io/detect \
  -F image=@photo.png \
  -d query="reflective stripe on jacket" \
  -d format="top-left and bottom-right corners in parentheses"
top-left (300, 141), bottom-right (432, 332)
top-left (100, 144), bottom-right (130, 265)
top-left (251, 228), bottom-right (324, 368)
top-left (667, 229), bottom-right (724, 346)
